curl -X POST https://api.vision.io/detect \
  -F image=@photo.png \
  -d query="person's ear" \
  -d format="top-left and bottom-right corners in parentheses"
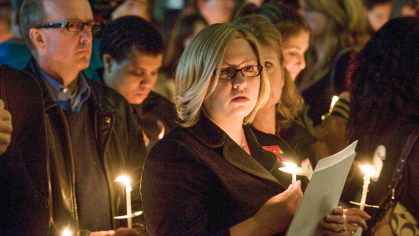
top-left (102, 53), bottom-right (114, 73)
top-left (29, 28), bottom-right (46, 51)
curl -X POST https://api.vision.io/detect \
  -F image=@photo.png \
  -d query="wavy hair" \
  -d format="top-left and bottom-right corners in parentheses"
top-left (175, 23), bottom-right (270, 127)
top-left (348, 17), bottom-right (419, 143)
top-left (234, 14), bottom-right (303, 131)
top-left (301, 0), bottom-right (370, 88)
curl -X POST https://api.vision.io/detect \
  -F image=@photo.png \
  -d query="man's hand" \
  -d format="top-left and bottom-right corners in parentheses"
top-left (0, 99), bottom-right (12, 155)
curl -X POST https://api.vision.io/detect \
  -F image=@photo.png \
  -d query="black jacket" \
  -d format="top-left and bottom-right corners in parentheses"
top-left (142, 115), bottom-right (306, 236)
top-left (91, 68), bottom-right (178, 140)
top-left (23, 59), bottom-right (147, 235)
top-left (0, 65), bottom-right (50, 235)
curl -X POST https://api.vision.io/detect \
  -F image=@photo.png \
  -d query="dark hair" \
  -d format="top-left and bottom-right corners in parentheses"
top-left (234, 2), bottom-right (310, 41)
top-left (348, 17), bottom-right (419, 143)
top-left (161, 13), bottom-right (208, 77)
top-left (99, 15), bottom-right (164, 63)
top-left (361, 0), bottom-right (391, 10)
top-left (19, 0), bottom-right (47, 53)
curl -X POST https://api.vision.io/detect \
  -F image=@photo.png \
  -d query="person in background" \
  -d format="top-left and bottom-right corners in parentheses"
top-left (19, 0), bottom-right (147, 234)
top-left (362, 0), bottom-right (392, 33)
top-left (0, 65), bottom-right (50, 235)
top-left (345, 17), bottom-right (419, 234)
top-left (391, 0), bottom-right (418, 17)
top-left (111, 0), bottom-right (155, 22)
top-left (183, 0), bottom-right (237, 25)
top-left (156, 13), bottom-right (208, 101)
top-left (84, 0), bottom-right (158, 79)
top-left (142, 22), bottom-right (348, 236)
top-left (0, 0), bottom-right (32, 70)
top-left (235, 2), bottom-right (311, 81)
top-left (297, 0), bottom-right (370, 126)
top-left (93, 15), bottom-right (177, 150)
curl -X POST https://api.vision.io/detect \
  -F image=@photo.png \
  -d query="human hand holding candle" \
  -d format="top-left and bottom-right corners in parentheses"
top-left (279, 162), bottom-right (310, 184)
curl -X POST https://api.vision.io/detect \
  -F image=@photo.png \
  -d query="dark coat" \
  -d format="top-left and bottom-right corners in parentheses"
top-left (0, 65), bottom-right (49, 235)
top-left (141, 115), bottom-right (307, 236)
top-left (23, 59), bottom-right (147, 235)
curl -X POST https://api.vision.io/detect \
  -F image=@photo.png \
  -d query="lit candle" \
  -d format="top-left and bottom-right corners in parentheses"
top-left (359, 165), bottom-right (371, 211)
top-left (116, 176), bottom-right (132, 229)
top-left (329, 95), bottom-right (339, 113)
top-left (279, 162), bottom-right (310, 184)
top-left (62, 228), bottom-right (72, 236)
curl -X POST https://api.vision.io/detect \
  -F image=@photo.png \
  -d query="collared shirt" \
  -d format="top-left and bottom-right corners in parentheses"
top-left (39, 65), bottom-right (91, 112)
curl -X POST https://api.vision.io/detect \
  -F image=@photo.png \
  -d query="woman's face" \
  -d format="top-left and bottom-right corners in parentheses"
top-left (282, 30), bottom-right (310, 80)
top-left (261, 45), bottom-right (284, 109)
top-left (298, 0), bottom-right (328, 38)
top-left (203, 38), bottom-right (261, 123)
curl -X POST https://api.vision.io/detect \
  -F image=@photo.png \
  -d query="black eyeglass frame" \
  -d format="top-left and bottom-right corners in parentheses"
top-left (214, 65), bottom-right (263, 80)
top-left (35, 22), bottom-right (100, 32)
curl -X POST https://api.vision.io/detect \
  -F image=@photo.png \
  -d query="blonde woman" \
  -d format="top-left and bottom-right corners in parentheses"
top-left (141, 23), bottom-right (347, 235)
top-left (297, 0), bottom-right (370, 126)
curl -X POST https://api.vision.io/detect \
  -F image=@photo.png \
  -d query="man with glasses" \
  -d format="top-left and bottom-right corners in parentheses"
top-left (19, 0), bottom-right (147, 235)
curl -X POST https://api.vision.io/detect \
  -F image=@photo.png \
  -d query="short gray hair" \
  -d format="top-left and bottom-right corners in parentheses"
top-left (20, 0), bottom-right (47, 54)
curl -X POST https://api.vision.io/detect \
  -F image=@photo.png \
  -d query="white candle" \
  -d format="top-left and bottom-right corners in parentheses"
top-left (359, 165), bottom-right (371, 211)
top-left (116, 176), bottom-right (133, 229)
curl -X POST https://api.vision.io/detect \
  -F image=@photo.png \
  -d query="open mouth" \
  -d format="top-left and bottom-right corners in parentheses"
top-left (232, 95), bottom-right (249, 103)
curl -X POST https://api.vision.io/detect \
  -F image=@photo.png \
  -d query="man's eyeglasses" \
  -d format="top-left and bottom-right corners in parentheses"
top-left (36, 22), bottom-right (100, 32)
top-left (214, 65), bottom-right (263, 80)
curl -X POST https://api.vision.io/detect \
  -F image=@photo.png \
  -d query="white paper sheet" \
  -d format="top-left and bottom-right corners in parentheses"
top-left (285, 141), bottom-right (358, 236)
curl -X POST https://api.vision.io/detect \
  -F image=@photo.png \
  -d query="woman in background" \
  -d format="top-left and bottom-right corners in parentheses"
top-left (297, 0), bottom-right (370, 126)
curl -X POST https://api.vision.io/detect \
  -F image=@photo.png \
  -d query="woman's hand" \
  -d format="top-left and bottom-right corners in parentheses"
top-left (343, 208), bottom-right (371, 235)
top-left (319, 206), bottom-right (347, 236)
top-left (230, 180), bottom-right (303, 236)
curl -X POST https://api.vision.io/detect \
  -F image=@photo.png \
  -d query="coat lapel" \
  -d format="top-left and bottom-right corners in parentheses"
top-left (222, 126), bottom-right (281, 184)
top-left (187, 115), bottom-right (281, 185)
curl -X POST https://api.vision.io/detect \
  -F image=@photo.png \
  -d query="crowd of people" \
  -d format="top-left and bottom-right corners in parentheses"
top-left (0, 0), bottom-right (418, 235)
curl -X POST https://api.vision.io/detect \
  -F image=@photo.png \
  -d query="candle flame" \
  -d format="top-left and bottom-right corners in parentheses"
top-left (116, 176), bottom-right (131, 186)
top-left (63, 229), bottom-right (72, 236)
top-left (360, 165), bottom-right (371, 174)
top-left (329, 96), bottom-right (339, 112)
top-left (283, 162), bottom-right (297, 168)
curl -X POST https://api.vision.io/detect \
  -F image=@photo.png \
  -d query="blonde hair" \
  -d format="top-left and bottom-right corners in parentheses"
top-left (234, 15), bottom-right (304, 130)
top-left (175, 23), bottom-right (270, 127)
top-left (302, 0), bottom-right (370, 87)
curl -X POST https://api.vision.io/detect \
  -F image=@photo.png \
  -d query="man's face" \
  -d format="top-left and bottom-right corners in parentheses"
top-left (39, 0), bottom-right (93, 71)
top-left (104, 48), bottom-right (163, 105)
